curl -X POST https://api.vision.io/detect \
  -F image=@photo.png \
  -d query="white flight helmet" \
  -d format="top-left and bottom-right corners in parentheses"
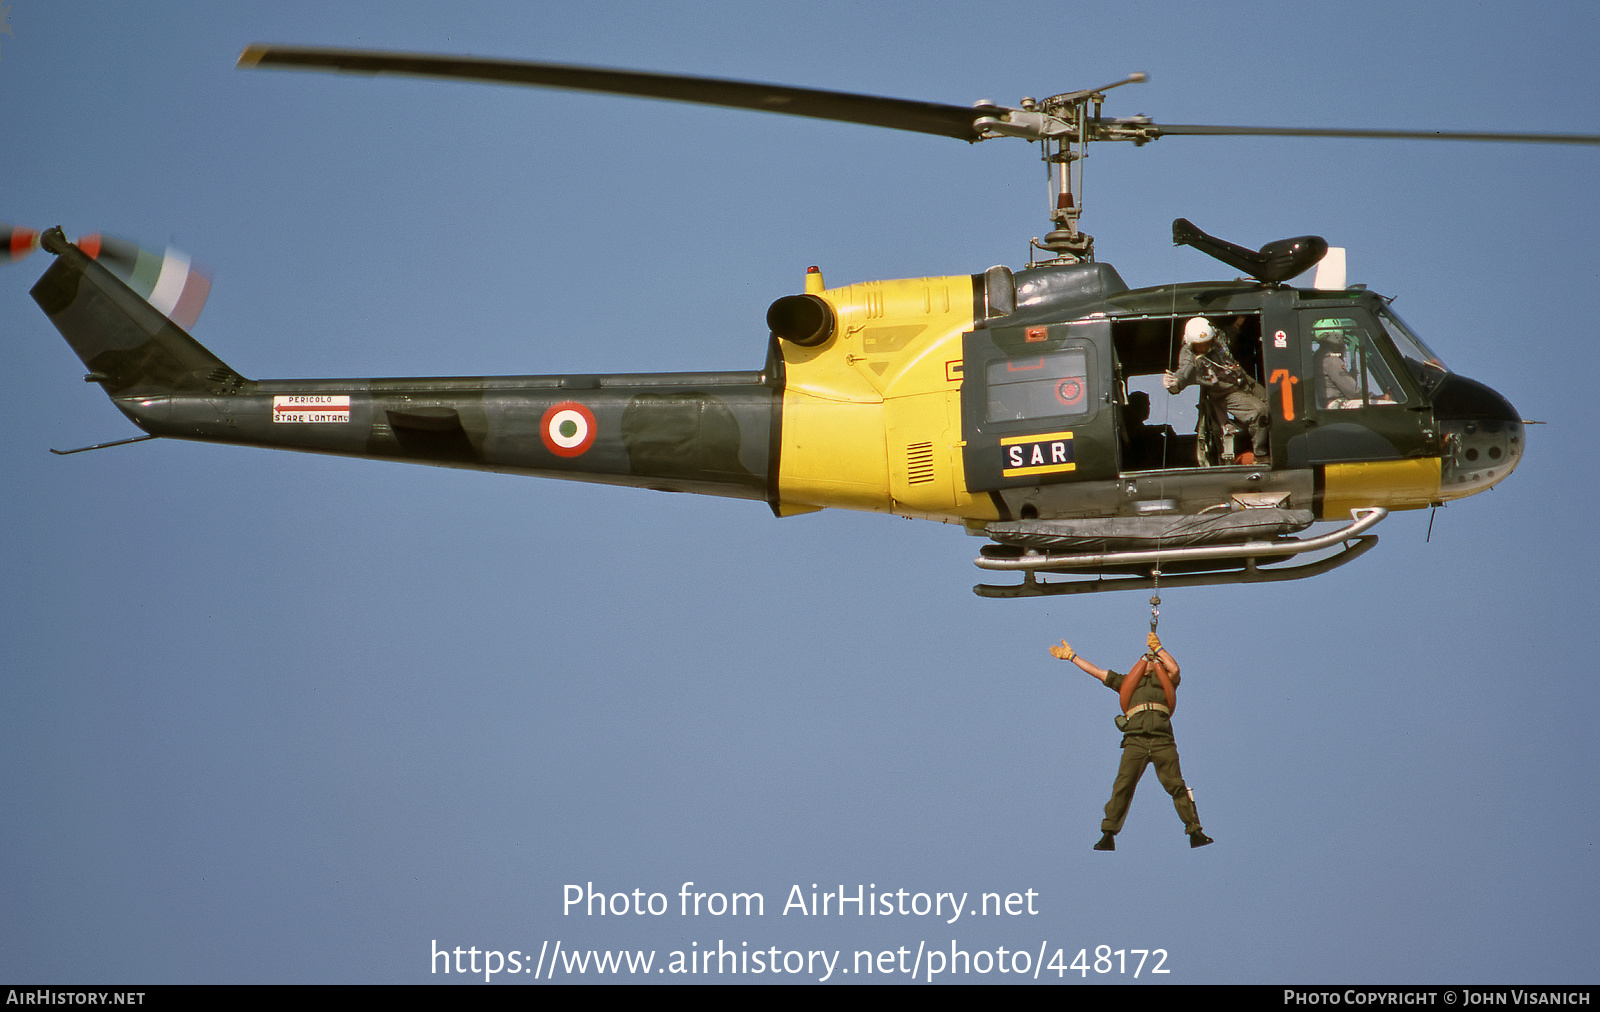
top-left (1183, 317), bottom-right (1217, 347)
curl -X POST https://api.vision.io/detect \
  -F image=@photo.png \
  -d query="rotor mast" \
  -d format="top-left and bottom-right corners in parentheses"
top-left (1040, 95), bottom-right (1092, 261)
top-left (971, 73), bottom-right (1147, 263)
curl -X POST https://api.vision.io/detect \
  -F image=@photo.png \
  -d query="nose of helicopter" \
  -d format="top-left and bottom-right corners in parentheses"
top-left (1434, 374), bottom-right (1524, 499)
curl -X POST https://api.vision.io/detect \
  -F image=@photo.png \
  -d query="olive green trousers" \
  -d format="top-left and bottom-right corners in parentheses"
top-left (1101, 735), bottom-right (1202, 835)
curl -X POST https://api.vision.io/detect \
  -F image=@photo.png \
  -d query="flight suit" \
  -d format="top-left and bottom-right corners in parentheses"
top-left (1168, 343), bottom-right (1271, 461)
top-left (1101, 667), bottom-right (1203, 836)
top-left (1316, 346), bottom-right (1361, 407)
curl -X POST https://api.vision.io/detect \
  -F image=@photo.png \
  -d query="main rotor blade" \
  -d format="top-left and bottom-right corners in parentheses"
top-left (239, 45), bottom-right (990, 141)
top-left (1112, 121), bottom-right (1600, 145)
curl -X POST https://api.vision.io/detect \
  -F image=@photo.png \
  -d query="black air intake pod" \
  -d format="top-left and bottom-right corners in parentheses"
top-left (1172, 218), bottom-right (1328, 284)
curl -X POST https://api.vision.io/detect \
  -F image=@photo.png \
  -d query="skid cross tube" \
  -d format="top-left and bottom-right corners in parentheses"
top-left (975, 507), bottom-right (1387, 573)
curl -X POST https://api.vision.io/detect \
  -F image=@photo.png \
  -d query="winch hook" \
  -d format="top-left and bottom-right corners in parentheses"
top-left (1147, 565), bottom-right (1162, 659)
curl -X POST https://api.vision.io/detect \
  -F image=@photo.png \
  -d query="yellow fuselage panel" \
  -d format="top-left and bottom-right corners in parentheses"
top-left (777, 273), bottom-right (995, 521)
top-left (778, 394), bottom-right (891, 512)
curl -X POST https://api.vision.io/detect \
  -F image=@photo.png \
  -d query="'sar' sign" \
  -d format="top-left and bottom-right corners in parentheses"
top-left (1001, 431), bottom-right (1075, 478)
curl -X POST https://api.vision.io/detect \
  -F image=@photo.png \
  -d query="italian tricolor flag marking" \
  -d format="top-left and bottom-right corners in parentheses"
top-left (541, 401), bottom-right (596, 457)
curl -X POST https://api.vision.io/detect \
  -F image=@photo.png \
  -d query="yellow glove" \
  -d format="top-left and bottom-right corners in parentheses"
top-left (1049, 639), bottom-right (1076, 661)
top-left (1147, 631), bottom-right (1163, 653)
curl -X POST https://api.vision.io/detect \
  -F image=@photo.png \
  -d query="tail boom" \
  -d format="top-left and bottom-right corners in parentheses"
top-left (31, 230), bottom-right (778, 503)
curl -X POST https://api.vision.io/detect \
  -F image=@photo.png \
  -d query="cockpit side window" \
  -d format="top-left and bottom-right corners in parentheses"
top-left (1307, 314), bottom-right (1408, 410)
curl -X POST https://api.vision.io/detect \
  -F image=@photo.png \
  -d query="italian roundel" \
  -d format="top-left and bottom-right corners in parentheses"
top-left (1055, 377), bottom-right (1085, 407)
top-left (540, 401), bottom-right (597, 457)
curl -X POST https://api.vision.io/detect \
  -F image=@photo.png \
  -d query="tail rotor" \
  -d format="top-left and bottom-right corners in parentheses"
top-left (5, 223), bottom-right (212, 329)
top-left (3, 224), bottom-right (40, 262)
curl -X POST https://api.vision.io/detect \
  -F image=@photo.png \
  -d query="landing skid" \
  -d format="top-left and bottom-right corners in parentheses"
top-left (974, 536), bottom-right (1378, 597)
top-left (972, 507), bottom-right (1386, 598)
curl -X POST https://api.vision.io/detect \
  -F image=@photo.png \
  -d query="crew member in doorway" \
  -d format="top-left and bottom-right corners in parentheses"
top-left (1164, 316), bottom-right (1271, 466)
top-left (1050, 632), bottom-right (1213, 850)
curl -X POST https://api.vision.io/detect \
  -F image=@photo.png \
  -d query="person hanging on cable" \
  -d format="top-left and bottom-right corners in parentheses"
top-left (1049, 630), bottom-right (1213, 850)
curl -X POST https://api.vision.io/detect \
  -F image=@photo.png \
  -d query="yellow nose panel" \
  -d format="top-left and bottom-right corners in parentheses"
top-left (1321, 458), bottom-right (1441, 517)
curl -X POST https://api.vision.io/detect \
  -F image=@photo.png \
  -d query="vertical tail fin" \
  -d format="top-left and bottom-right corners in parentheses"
top-left (30, 227), bottom-right (246, 395)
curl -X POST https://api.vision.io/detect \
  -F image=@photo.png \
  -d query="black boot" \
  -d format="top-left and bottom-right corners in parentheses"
top-left (1189, 830), bottom-right (1214, 848)
top-left (1094, 832), bottom-right (1116, 851)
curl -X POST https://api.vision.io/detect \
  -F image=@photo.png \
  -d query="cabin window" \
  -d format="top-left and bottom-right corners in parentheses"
top-left (985, 347), bottom-right (1092, 423)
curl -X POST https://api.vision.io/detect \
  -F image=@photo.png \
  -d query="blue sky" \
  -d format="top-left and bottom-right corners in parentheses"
top-left (2, 0), bottom-right (1596, 984)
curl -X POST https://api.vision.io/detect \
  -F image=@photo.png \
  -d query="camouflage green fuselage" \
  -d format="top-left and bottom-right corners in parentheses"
top-left (116, 373), bottom-right (777, 502)
top-left (32, 234), bottom-right (780, 506)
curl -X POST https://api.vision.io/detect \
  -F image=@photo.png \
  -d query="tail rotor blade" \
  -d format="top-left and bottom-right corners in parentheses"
top-left (2, 224), bottom-right (40, 263)
top-left (75, 232), bottom-right (213, 331)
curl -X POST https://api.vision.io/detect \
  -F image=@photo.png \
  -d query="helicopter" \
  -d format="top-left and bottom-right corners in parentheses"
top-left (20, 46), bottom-right (1596, 597)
